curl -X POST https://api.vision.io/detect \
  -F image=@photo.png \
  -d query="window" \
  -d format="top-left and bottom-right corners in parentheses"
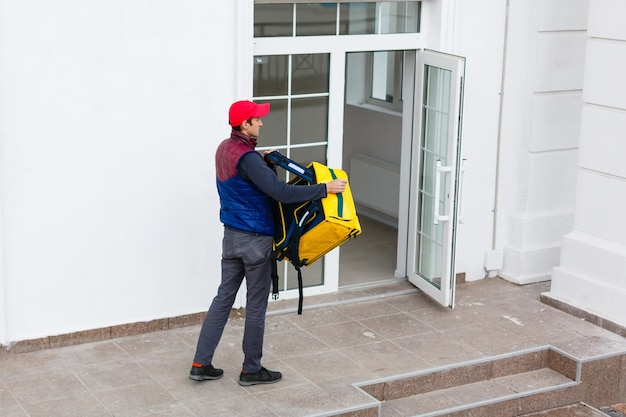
top-left (254, 1), bottom-right (421, 37)
top-left (253, 54), bottom-right (330, 156)
top-left (253, 53), bottom-right (331, 290)
top-left (368, 51), bottom-right (404, 110)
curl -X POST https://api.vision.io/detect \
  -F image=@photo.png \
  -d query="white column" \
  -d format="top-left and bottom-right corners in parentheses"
top-left (548, 0), bottom-right (626, 327)
top-left (496, 0), bottom-right (588, 284)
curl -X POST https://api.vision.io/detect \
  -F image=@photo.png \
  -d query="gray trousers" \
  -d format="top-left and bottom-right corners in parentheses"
top-left (193, 226), bottom-right (273, 373)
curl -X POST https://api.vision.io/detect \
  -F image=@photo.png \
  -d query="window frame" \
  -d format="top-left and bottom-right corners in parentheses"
top-left (366, 50), bottom-right (405, 112)
top-left (254, 1), bottom-right (421, 37)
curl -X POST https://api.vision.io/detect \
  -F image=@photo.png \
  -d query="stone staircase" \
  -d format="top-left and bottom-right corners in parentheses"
top-left (328, 346), bottom-right (626, 417)
top-left (522, 403), bottom-right (611, 417)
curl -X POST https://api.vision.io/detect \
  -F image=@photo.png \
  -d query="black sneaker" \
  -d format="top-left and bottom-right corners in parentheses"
top-left (238, 367), bottom-right (282, 386)
top-left (189, 363), bottom-right (224, 381)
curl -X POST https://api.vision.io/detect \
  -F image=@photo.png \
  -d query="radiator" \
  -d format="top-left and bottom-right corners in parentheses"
top-left (349, 153), bottom-right (400, 219)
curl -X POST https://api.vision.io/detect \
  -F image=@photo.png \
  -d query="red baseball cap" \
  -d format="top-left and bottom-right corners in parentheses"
top-left (228, 100), bottom-right (270, 127)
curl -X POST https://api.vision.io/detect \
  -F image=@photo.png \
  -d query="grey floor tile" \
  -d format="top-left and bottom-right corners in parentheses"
top-left (551, 334), bottom-right (626, 359)
top-left (269, 362), bottom-right (314, 387)
top-left (380, 401), bottom-right (404, 417)
top-left (392, 332), bottom-right (486, 367)
top-left (171, 326), bottom-right (202, 349)
top-left (139, 407), bottom-right (197, 417)
top-left (496, 368), bottom-right (573, 393)
top-left (477, 339), bottom-right (548, 357)
top-left (55, 340), bottom-right (130, 366)
top-left (273, 287), bottom-right (375, 309)
top-left (441, 378), bottom-right (516, 404)
top-left (21, 393), bottom-right (111, 417)
top-left (409, 303), bottom-right (484, 330)
top-left (281, 349), bottom-right (366, 382)
top-left (0, 407), bottom-right (29, 417)
top-left (189, 394), bottom-right (278, 417)
top-left (381, 292), bottom-right (440, 314)
top-left (317, 372), bottom-right (380, 408)
top-left (335, 299), bottom-right (402, 320)
top-left (439, 322), bottom-right (527, 351)
top-left (5, 368), bottom-right (88, 406)
top-left (286, 307), bottom-right (352, 328)
top-left (520, 403), bottom-right (611, 417)
top-left (92, 381), bottom-right (180, 417)
top-left (254, 383), bottom-right (346, 417)
top-left (305, 321), bottom-right (382, 348)
top-left (0, 380), bottom-right (20, 409)
top-left (134, 349), bottom-right (197, 382)
top-left (265, 329), bottom-right (332, 359)
top-left (0, 349), bottom-right (66, 379)
top-left (338, 340), bottom-right (426, 376)
top-left (72, 358), bottom-right (157, 392)
top-left (114, 330), bottom-right (191, 358)
top-left (233, 358), bottom-right (310, 395)
top-left (164, 374), bottom-right (247, 407)
top-left (360, 312), bottom-right (434, 339)
top-left (384, 390), bottom-right (459, 416)
top-left (265, 314), bottom-right (303, 334)
top-left (493, 313), bottom-right (566, 339)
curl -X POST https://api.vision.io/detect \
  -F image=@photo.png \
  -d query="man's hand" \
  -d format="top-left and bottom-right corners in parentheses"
top-left (325, 179), bottom-right (347, 194)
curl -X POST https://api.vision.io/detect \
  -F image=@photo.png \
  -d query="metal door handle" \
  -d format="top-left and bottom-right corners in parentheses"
top-left (434, 160), bottom-right (451, 225)
top-left (458, 159), bottom-right (467, 224)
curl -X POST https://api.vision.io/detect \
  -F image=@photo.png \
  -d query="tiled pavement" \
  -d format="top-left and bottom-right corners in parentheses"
top-left (2, 278), bottom-right (626, 417)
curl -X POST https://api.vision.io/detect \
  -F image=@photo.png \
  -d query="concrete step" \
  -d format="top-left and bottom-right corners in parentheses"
top-left (601, 403), bottom-right (626, 417)
top-left (378, 368), bottom-right (575, 416)
top-left (355, 346), bottom-right (581, 417)
top-left (520, 402), bottom-right (609, 417)
top-left (328, 346), bottom-right (626, 417)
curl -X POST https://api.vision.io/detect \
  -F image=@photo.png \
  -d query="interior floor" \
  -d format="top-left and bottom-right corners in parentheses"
top-left (339, 215), bottom-right (398, 288)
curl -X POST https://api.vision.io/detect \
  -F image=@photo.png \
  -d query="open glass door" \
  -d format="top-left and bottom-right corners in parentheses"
top-left (407, 50), bottom-right (465, 308)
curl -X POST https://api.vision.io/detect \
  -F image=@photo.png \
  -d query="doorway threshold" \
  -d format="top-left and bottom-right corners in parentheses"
top-left (339, 276), bottom-right (409, 292)
top-left (267, 277), bottom-right (418, 317)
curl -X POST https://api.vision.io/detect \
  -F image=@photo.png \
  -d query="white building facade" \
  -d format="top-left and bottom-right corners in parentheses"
top-left (0, 0), bottom-right (624, 347)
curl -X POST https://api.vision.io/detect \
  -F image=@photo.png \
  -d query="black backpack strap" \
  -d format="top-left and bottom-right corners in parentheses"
top-left (296, 266), bottom-right (304, 315)
top-left (270, 257), bottom-right (280, 301)
top-left (264, 151), bottom-right (315, 183)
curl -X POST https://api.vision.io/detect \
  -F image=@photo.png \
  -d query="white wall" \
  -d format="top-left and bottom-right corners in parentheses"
top-left (496, 0), bottom-right (588, 284)
top-left (448, 0), bottom-right (507, 281)
top-left (343, 105), bottom-right (402, 169)
top-left (0, 0), bottom-right (237, 344)
top-left (343, 51), bottom-right (403, 170)
top-left (549, 0), bottom-right (626, 327)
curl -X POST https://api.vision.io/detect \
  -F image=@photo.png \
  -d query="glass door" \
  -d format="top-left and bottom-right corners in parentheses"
top-left (407, 50), bottom-right (465, 308)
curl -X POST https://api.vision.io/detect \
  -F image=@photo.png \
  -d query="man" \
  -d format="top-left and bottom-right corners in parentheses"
top-left (190, 100), bottom-right (347, 386)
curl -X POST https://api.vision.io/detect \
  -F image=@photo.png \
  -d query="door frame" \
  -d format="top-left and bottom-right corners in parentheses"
top-left (252, 39), bottom-right (465, 308)
top-left (406, 50), bottom-right (466, 308)
top-left (253, 34), bottom-right (427, 301)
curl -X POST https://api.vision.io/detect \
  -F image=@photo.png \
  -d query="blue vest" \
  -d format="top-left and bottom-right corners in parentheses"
top-left (215, 132), bottom-right (274, 235)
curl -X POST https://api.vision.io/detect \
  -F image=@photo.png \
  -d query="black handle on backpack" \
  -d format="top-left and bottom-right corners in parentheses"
top-left (264, 151), bottom-right (315, 184)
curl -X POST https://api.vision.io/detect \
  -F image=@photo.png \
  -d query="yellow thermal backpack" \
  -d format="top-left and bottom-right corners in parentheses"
top-left (265, 151), bottom-right (362, 314)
